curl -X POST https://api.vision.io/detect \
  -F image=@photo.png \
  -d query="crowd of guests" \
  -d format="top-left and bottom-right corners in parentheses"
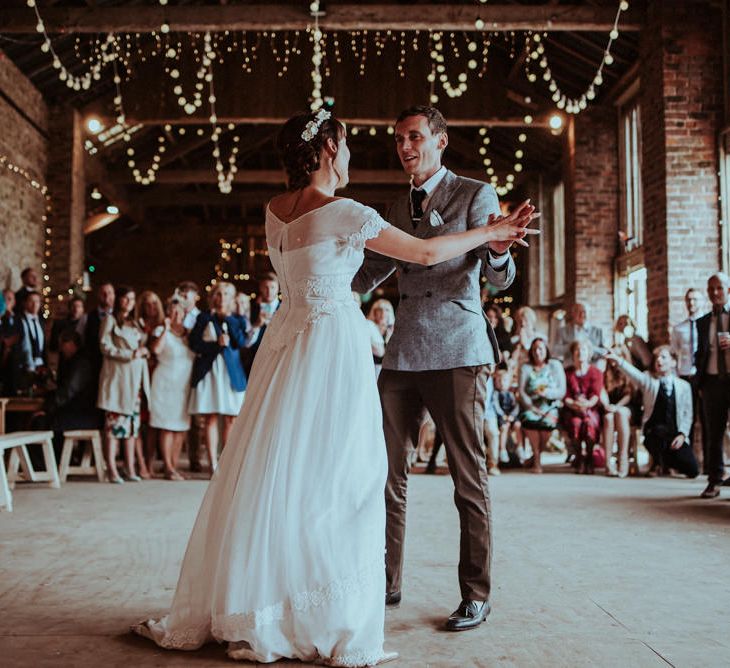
top-left (2, 264), bottom-right (729, 498)
top-left (0, 269), bottom-right (281, 483)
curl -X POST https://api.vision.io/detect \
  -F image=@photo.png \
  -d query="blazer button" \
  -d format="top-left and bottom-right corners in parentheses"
top-left (401, 294), bottom-right (408, 300)
top-left (425, 291), bottom-right (432, 297)
top-left (426, 266), bottom-right (433, 270)
top-left (403, 266), bottom-right (410, 273)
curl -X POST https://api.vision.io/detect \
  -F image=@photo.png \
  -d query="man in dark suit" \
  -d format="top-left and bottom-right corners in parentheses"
top-left (49, 296), bottom-right (87, 352)
top-left (0, 289), bottom-right (22, 394)
top-left (14, 267), bottom-right (40, 315)
top-left (83, 282), bottom-right (115, 387)
top-left (242, 273), bottom-right (280, 376)
top-left (17, 292), bottom-right (48, 391)
top-left (695, 272), bottom-right (730, 498)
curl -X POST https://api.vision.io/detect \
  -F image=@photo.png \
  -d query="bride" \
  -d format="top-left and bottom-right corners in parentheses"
top-left (132, 109), bottom-right (537, 666)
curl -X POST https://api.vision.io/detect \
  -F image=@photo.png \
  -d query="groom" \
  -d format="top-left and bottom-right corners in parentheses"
top-left (353, 106), bottom-right (522, 631)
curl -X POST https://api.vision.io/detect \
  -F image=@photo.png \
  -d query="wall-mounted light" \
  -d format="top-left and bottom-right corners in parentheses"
top-left (549, 114), bottom-right (564, 132)
top-left (106, 205), bottom-right (119, 215)
top-left (87, 117), bottom-right (104, 134)
top-left (90, 187), bottom-right (102, 200)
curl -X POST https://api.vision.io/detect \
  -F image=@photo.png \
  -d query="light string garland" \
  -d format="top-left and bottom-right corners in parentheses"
top-left (0, 155), bottom-right (54, 318)
top-left (308, 1), bottom-right (324, 111)
top-left (477, 128), bottom-right (528, 197)
top-left (523, 0), bottom-right (630, 114)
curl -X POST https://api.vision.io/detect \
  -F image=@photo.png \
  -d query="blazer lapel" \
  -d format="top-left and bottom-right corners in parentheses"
top-left (420, 170), bottom-right (459, 231)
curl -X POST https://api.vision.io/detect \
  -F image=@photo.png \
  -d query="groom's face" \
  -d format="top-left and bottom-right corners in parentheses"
top-left (394, 115), bottom-right (447, 186)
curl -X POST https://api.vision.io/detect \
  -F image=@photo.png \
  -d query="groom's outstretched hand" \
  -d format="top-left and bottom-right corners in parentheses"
top-left (487, 199), bottom-right (538, 255)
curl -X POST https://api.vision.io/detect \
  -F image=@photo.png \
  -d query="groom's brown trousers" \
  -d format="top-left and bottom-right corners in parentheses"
top-left (378, 364), bottom-right (492, 602)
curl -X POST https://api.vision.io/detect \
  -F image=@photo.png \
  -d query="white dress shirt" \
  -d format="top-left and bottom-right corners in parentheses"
top-left (22, 313), bottom-right (45, 369)
top-left (410, 166), bottom-right (508, 270)
top-left (707, 307), bottom-right (730, 375)
top-left (671, 317), bottom-right (700, 377)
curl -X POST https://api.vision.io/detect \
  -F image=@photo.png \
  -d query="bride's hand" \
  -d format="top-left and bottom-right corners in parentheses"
top-left (488, 200), bottom-right (540, 252)
top-left (485, 210), bottom-right (540, 247)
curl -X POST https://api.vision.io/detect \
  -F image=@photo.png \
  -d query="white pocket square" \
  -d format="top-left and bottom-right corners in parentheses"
top-left (429, 210), bottom-right (445, 227)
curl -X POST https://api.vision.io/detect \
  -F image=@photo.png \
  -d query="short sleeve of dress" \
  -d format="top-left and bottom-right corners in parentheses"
top-left (344, 203), bottom-right (391, 251)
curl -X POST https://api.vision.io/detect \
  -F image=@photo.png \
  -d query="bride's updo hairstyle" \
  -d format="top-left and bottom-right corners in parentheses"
top-left (277, 111), bottom-right (345, 191)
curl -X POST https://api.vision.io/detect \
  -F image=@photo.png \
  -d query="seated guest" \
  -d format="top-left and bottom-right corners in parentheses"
top-left (613, 314), bottom-right (652, 371)
top-left (18, 292), bottom-right (49, 390)
top-left (49, 296), bottom-right (87, 352)
top-left (244, 272), bottom-right (280, 375)
top-left (44, 329), bottom-right (99, 457)
top-left (149, 299), bottom-right (195, 481)
top-left (14, 267), bottom-right (40, 315)
top-left (188, 282), bottom-right (248, 474)
top-left (519, 337), bottom-right (566, 473)
top-left (0, 289), bottom-right (22, 394)
top-left (561, 340), bottom-right (604, 474)
top-left (551, 302), bottom-right (606, 367)
top-left (97, 286), bottom-right (150, 484)
top-left (601, 346), bottom-right (635, 477)
top-left (492, 369), bottom-right (523, 466)
top-left (606, 346), bottom-right (698, 479)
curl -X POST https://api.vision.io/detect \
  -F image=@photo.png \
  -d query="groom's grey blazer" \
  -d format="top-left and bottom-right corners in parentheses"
top-left (353, 169), bottom-right (516, 371)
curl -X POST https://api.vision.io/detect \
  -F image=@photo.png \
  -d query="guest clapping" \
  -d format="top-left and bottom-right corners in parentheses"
top-left (188, 282), bottom-right (247, 474)
top-left (561, 340), bottom-right (603, 474)
top-left (97, 286), bottom-right (150, 483)
top-left (149, 299), bottom-right (195, 481)
top-left (519, 337), bottom-right (566, 473)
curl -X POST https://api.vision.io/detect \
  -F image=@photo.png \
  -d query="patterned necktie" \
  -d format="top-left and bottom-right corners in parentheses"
top-left (410, 189), bottom-right (427, 228)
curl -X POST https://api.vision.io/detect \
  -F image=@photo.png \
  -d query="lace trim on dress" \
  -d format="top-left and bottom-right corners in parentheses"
top-left (296, 274), bottom-right (353, 300)
top-left (343, 214), bottom-right (390, 251)
top-left (213, 557), bottom-right (383, 638)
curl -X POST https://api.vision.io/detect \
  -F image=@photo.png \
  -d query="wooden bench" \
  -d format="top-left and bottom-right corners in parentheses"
top-left (59, 429), bottom-right (105, 482)
top-left (0, 431), bottom-right (60, 512)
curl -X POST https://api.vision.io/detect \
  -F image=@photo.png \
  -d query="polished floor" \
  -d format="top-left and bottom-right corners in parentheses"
top-left (1, 463), bottom-right (728, 667)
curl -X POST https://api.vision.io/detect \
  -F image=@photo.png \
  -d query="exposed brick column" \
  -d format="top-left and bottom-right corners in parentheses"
top-left (563, 109), bottom-right (620, 336)
top-left (640, 0), bottom-right (724, 343)
top-left (47, 105), bottom-right (85, 301)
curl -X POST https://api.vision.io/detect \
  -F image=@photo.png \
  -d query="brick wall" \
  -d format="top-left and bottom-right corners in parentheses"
top-left (641, 0), bottom-right (724, 343)
top-left (564, 109), bottom-right (620, 337)
top-left (0, 50), bottom-right (48, 292)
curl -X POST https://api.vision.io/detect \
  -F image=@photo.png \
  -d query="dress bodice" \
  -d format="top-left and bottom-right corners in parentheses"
top-left (263, 199), bottom-right (389, 350)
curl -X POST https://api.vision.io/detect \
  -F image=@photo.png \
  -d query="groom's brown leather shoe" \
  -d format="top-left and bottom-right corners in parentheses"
top-left (385, 591), bottom-right (401, 607)
top-left (445, 600), bottom-right (491, 631)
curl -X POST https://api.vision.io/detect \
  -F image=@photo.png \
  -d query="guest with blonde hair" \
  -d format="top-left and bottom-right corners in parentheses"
top-left (149, 298), bottom-right (195, 480)
top-left (366, 298), bottom-right (395, 375)
top-left (97, 286), bottom-right (150, 483)
top-left (188, 282), bottom-right (248, 474)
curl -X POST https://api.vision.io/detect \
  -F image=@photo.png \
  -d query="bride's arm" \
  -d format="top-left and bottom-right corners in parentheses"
top-left (366, 205), bottom-right (539, 267)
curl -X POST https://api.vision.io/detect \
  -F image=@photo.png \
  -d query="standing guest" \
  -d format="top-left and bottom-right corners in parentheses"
top-left (484, 303), bottom-right (513, 361)
top-left (519, 337), bottom-right (566, 473)
top-left (492, 369), bottom-right (522, 466)
top-left (695, 272), bottom-right (730, 498)
top-left (14, 267), bottom-right (40, 315)
top-left (137, 290), bottom-right (165, 476)
top-left (44, 329), bottom-right (98, 459)
top-left (601, 346), bottom-right (634, 477)
top-left (0, 289), bottom-right (22, 394)
top-left (244, 272), bottom-right (280, 375)
top-left (613, 314), bottom-right (652, 371)
top-left (551, 303), bottom-right (606, 366)
top-left (176, 281), bottom-right (204, 473)
top-left (188, 282), bottom-right (247, 474)
top-left (149, 299), bottom-right (195, 481)
top-left (97, 286), bottom-right (150, 484)
top-left (367, 298), bottom-right (395, 376)
top-left (671, 287), bottom-right (707, 468)
top-left (606, 346), bottom-right (698, 480)
top-left (177, 281), bottom-right (202, 331)
top-left (84, 282), bottom-right (115, 368)
top-left (49, 296), bottom-right (87, 352)
top-left (561, 340), bottom-right (604, 474)
top-left (234, 292), bottom-right (252, 322)
top-left (18, 292), bottom-right (48, 384)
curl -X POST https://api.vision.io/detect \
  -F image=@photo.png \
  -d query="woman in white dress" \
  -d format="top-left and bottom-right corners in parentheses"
top-left (133, 110), bottom-right (537, 665)
top-left (149, 298), bottom-right (195, 480)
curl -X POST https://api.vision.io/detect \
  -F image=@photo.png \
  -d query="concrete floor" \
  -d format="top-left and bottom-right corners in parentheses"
top-left (1, 465), bottom-right (728, 668)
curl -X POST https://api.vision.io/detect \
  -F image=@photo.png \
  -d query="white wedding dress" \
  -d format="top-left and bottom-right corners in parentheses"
top-left (134, 199), bottom-right (391, 666)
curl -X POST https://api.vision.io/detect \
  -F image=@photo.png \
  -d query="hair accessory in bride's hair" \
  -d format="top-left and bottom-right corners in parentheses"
top-left (301, 109), bottom-right (331, 142)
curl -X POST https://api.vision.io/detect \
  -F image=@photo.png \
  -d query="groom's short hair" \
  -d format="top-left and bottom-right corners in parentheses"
top-left (396, 106), bottom-right (447, 135)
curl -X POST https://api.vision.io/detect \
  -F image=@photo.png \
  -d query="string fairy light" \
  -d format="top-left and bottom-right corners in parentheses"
top-left (308, 1), bottom-right (324, 111)
top-left (477, 128), bottom-right (528, 197)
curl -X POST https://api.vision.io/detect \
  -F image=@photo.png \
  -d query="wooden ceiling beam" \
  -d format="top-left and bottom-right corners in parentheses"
top-left (0, 5), bottom-right (643, 33)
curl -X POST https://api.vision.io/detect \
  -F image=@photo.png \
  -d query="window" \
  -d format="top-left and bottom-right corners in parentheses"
top-left (552, 181), bottom-right (566, 299)
top-left (619, 102), bottom-right (643, 250)
top-left (721, 129), bottom-right (730, 273)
